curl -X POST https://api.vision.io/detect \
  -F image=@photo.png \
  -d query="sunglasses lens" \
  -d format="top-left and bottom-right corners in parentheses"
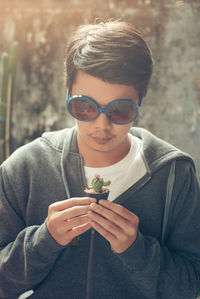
top-left (68, 97), bottom-right (98, 120)
top-left (107, 101), bottom-right (138, 124)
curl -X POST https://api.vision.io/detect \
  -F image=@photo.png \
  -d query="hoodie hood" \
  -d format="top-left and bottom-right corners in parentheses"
top-left (42, 126), bottom-right (195, 176)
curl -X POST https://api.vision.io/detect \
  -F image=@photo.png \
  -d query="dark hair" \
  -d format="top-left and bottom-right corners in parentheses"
top-left (65, 20), bottom-right (153, 101)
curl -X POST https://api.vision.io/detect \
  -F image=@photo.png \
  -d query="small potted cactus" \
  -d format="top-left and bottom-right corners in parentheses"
top-left (84, 174), bottom-right (111, 202)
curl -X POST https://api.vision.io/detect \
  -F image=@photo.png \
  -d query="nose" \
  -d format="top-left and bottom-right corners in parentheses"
top-left (93, 112), bottom-right (112, 128)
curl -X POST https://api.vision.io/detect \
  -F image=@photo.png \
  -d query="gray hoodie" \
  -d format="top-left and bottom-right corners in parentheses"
top-left (0, 127), bottom-right (200, 299)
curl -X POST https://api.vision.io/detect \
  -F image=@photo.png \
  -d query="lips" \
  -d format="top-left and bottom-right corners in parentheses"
top-left (92, 136), bottom-right (113, 144)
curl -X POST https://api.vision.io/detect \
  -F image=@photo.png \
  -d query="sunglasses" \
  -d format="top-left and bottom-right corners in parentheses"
top-left (66, 89), bottom-right (141, 125)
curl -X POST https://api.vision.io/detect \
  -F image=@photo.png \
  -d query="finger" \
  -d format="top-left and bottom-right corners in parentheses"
top-left (88, 210), bottom-right (124, 238)
top-left (98, 200), bottom-right (137, 221)
top-left (90, 219), bottom-right (117, 244)
top-left (56, 223), bottom-right (92, 246)
top-left (59, 205), bottom-right (91, 221)
top-left (50, 197), bottom-right (96, 212)
top-left (65, 215), bottom-right (91, 231)
top-left (67, 222), bottom-right (92, 240)
top-left (91, 219), bottom-right (136, 254)
top-left (89, 203), bottom-right (130, 229)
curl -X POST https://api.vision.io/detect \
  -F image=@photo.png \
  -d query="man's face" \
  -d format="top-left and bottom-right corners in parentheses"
top-left (71, 71), bottom-right (139, 156)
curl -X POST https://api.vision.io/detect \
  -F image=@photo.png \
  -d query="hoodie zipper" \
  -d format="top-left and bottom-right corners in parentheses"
top-left (85, 228), bottom-right (95, 299)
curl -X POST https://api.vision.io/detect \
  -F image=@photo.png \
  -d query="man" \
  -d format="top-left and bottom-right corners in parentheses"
top-left (0, 21), bottom-right (200, 299)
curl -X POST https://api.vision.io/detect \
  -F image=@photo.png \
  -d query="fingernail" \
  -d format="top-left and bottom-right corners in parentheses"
top-left (90, 197), bottom-right (97, 203)
top-left (99, 200), bottom-right (107, 205)
top-left (90, 202), bottom-right (96, 208)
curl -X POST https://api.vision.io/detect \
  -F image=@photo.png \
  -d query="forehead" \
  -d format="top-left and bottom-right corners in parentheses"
top-left (71, 71), bottom-right (139, 105)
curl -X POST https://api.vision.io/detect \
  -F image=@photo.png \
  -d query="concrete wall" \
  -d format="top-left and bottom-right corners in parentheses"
top-left (0, 0), bottom-right (200, 180)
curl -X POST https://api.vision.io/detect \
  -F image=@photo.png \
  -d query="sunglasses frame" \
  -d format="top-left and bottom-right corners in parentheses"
top-left (66, 88), bottom-right (140, 125)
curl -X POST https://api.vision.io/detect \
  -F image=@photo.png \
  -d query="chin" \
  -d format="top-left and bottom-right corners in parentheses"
top-left (89, 142), bottom-right (116, 153)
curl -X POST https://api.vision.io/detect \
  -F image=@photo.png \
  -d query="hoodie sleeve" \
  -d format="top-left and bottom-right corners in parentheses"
top-left (0, 165), bottom-right (65, 298)
top-left (115, 161), bottom-right (200, 299)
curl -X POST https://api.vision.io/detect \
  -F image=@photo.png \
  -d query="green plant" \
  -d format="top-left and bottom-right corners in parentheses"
top-left (90, 174), bottom-right (111, 193)
top-left (0, 41), bottom-right (19, 164)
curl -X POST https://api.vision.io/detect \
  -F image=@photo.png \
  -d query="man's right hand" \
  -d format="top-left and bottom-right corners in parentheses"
top-left (46, 197), bottom-right (96, 246)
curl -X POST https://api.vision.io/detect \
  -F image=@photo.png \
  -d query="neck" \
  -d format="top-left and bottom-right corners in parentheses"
top-left (77, 134), bottom-right (132, 167)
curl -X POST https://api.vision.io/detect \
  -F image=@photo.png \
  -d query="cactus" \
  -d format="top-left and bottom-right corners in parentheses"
top-left (90, 174), bottom-right (111, 193)
top-left (0, 41), bottom-right (19, 164)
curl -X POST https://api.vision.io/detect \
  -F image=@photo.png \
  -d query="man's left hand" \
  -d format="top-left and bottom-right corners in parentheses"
top-left (88, 200), bottom-right (139, 254)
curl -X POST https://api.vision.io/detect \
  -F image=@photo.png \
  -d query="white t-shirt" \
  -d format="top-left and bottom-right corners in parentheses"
top-left (84, 134), bottom-right (147, 202)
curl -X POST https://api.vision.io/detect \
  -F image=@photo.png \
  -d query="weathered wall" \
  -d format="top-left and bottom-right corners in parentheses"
top-left (0, 0), bottom-right (200, 179)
